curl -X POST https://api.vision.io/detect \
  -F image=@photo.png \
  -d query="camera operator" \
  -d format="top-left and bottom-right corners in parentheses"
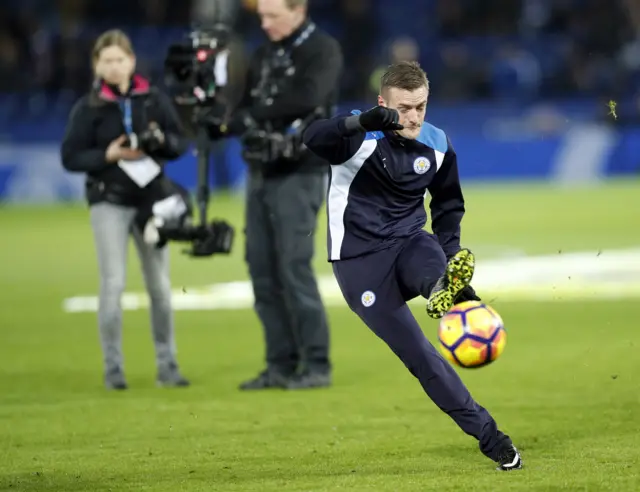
top-left (205, 0), bottom-right (343, 390)
top-left (60, 29), bottom-right (191, 390)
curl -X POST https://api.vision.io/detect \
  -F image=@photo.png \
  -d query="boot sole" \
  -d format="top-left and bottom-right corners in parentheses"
top-left (426, 249), bottom-right (475, 319)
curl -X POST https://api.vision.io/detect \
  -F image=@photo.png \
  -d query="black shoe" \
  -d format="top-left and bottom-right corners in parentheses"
top-left (496, 444), bottom-right (523, 471)
top-left (285, 371), bottom-right (332, 390)
top-left (426, 248), bottom-right (476, 319)
top-left (156, 362), bottom-right (190, 388)
top-left (239, 370), bottom-right (290, 391)
top-left (104, 367), bottom-right (128, 390)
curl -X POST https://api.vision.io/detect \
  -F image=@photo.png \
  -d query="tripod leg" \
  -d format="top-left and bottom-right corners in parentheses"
top-left (195, 125), bottom-right (211, 227)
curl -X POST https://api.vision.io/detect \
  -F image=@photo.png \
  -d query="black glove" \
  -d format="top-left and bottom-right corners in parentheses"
top-left (343, 107), bottom-right (404, 134)
top-left (455, 285), bottom-right (481, 303)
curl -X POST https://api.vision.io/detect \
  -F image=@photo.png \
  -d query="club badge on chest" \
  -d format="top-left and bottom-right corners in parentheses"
top-left (413, 156), bottom-right (431, 175)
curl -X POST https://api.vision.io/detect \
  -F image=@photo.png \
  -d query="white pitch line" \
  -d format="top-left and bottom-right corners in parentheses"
top-left (62, 248), bottom-right (640, 313)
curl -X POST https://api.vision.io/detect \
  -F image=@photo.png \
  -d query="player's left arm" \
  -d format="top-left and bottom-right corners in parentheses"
top-left (427, 137), bottom-right (465, 259)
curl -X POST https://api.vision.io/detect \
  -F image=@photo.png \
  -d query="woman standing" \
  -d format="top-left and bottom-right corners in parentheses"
top-left (61, 29), bottom-right (190, 390)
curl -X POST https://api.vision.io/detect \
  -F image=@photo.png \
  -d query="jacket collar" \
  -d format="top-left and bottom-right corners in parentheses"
top-left (276, 18), bottom-right (313, 49)
top-left (95, 74), bottom-right (150, 101)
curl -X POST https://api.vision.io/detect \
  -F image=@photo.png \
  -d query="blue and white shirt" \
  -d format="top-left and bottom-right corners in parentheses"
top-left (303, 110), bottom-right (465, 261)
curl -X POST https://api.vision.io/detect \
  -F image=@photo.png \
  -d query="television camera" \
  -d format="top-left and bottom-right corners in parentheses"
top-left (161, 23), bottom-right (234, 258)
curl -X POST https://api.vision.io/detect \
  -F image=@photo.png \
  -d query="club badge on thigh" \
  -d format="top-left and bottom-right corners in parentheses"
top-left (361, 290), bottom-right (376, 307)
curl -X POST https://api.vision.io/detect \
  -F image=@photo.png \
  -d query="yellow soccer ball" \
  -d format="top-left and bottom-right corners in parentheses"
top-left (437, 301), bottom-right (507, 368)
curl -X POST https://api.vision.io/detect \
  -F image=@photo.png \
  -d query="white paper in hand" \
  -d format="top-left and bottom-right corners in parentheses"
top-left (118, 157), bottom-right (161, 188)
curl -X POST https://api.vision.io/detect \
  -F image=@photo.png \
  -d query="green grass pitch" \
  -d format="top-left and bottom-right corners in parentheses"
top-left (1, 179), bottom-right (639, 491)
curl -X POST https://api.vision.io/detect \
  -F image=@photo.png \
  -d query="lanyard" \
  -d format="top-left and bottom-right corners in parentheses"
top-left (292, 21), bottom-right (315, 48)
top-left (256, 22), bottom-right (317, 104)
top-left (119, 98), bottom-right (133, 135)
top-left (274, 22), bottom-right (315, 57)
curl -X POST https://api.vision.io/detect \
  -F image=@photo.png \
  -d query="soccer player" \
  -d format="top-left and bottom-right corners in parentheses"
top-left (302, 61), bottom-right (522, 471)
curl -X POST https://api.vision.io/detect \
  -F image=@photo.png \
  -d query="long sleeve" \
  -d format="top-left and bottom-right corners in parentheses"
top-left (148, 90), bottom-right (190, 161)
top-left (60, 97), bottom-right (111, 173)
top-left (427, 138), bottom-right (465, 258)
top-left (303, 114), bottom-right (366, 164)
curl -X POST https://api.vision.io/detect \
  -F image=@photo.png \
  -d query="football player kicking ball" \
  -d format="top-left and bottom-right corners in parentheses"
top-left (302, 61), bottom-right (522, 471)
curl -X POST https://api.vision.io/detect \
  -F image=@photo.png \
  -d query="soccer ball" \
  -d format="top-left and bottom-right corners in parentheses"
top-left (437, 301), bottom-right (507, 368)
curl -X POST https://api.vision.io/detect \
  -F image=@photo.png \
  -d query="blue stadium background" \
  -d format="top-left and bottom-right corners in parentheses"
top-left (1, 0), bottom-right (639, 203)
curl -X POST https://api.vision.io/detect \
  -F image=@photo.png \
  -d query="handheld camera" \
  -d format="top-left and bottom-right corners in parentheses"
top-left (160, 23), bottom-right (235, 258)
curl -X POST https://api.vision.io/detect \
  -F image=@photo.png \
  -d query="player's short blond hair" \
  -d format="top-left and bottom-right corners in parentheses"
top-left (380, 61), bottom-right (429, 95)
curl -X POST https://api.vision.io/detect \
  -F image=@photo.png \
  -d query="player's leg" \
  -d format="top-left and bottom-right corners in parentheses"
top-left (131, 227), bottom-right (189, 387)
top-left (333, 251), bottom-right (519, 468)
top-left (394, 232), bottom-right (476, 318)
top-left (395, 232), bottom-right (522, 470)
top-left (395, 232), bottom-right (448, 301)
top-left (89, 203), bottom-right (134, 389)
top-left (242, 171), bottom-right (299, 389)
top-left (268, 171), bottom-right (331, 388)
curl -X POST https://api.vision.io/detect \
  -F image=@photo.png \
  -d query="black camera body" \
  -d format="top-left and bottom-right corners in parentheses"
top-left (164, 23), bottom-right (231, 108)
top-left (158, 218), bottom-right (234, 257)
top-left (122, 127), bottom-right (164, 154)
top-left (241, 126), bottom-right (305, 165)
top-left (241, 109), bottom-right (326, 166)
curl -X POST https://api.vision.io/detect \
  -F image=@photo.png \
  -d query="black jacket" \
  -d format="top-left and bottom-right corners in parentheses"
top-left (60, 75), bottom-right (189, 207)
top-left (231, 19), bottom-right (343, 175)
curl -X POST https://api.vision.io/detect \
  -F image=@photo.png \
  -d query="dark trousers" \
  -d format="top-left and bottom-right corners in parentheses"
top-left (332, 231), bottom-right (509, 461)
top-left (245, 170), bottom-right (330, 375)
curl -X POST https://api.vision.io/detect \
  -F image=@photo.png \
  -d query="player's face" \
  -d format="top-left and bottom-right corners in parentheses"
top-left (95, 45), bottom-right (135, 86)
top-left (379, 86), bottom-right (428, 140)
top-left (257, 0), bottom-right (306, 42)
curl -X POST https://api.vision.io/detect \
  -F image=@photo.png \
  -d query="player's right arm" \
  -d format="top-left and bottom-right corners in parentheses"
top-left (302, 114), bottom-right (366, 164)
top-left (303, 107), bottom-right (403, 165)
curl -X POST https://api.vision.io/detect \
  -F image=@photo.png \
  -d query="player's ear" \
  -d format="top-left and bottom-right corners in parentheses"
top-left (377, 94), bottom-right (386, 107)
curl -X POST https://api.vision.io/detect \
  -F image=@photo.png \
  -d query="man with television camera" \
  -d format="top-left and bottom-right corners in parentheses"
top-left (201, 0), bottom-right (343, 390)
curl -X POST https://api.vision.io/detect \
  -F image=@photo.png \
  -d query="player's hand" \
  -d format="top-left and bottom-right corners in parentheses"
top-left (456, 285), bottom-right (481, 303)
top-left (359, 107), bottom-right (404, 132)
top-left (105, 135), bottom-right (145, 162)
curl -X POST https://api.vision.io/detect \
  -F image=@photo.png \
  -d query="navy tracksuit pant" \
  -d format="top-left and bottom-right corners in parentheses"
top-left (332, 231), bottom-right (510, 461)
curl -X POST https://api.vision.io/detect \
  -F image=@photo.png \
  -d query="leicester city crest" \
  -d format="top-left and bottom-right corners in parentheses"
top-left (413, 156), bottom-right (430, 175)
top-left (361, 290), bottom-right (376, 307)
